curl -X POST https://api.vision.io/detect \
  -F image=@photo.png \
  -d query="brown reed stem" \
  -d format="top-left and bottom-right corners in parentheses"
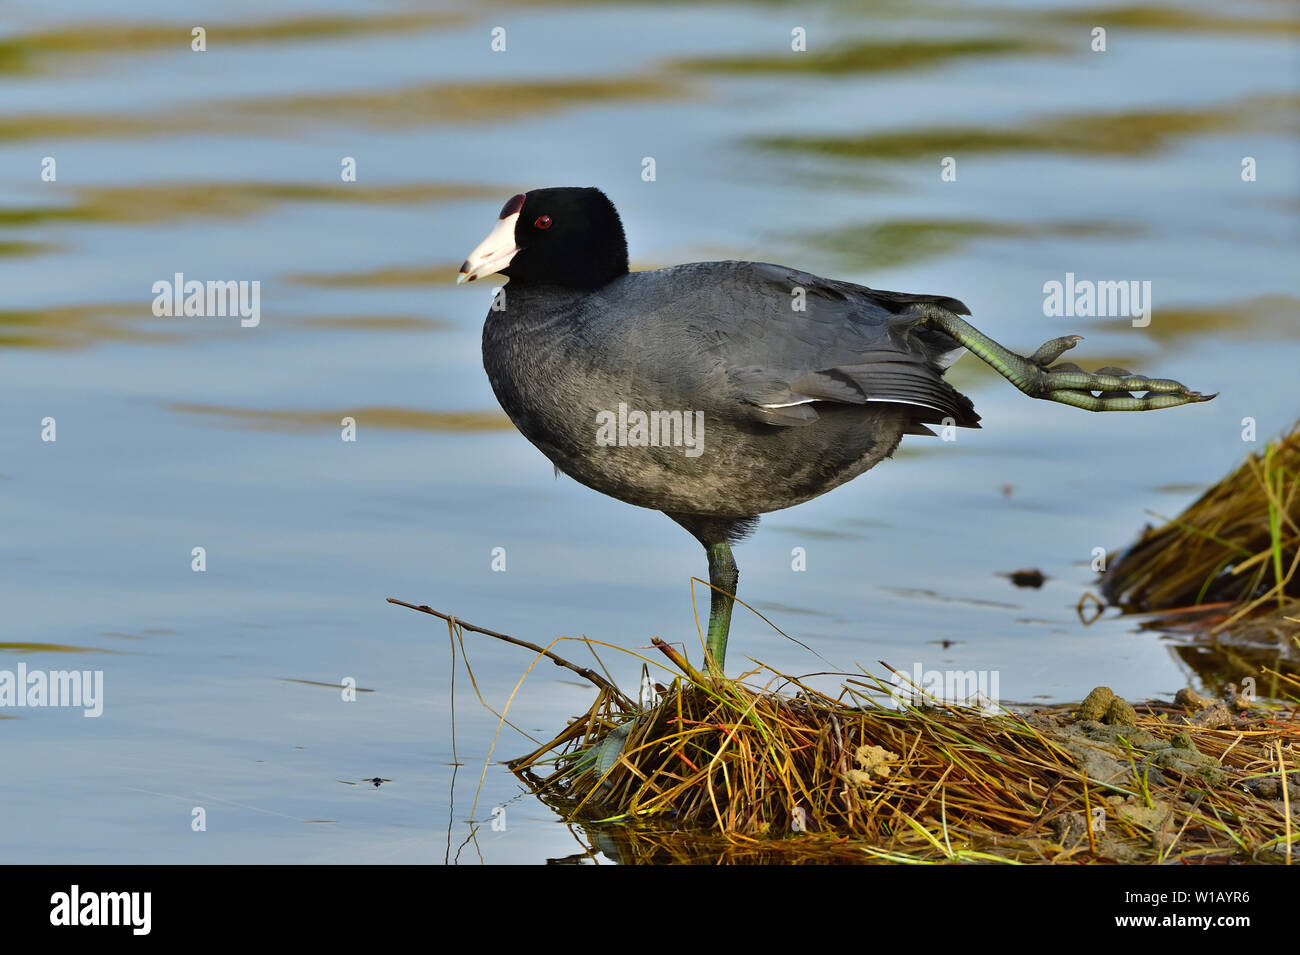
top-left (387, 596), bottom-right (632, 706)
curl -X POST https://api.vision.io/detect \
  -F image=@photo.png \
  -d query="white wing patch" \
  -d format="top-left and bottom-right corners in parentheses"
top-left (762, 396), bottom-right (949, 413)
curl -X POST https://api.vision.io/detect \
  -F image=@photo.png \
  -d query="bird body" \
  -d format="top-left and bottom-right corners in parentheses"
top-left (460, 187), bottom-right (1213, 669)
top-left (484, 260), bottom-right (975, 519)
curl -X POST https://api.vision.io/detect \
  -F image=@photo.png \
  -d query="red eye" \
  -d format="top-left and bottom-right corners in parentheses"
top-left (534, 215), bottom-right (552, 230)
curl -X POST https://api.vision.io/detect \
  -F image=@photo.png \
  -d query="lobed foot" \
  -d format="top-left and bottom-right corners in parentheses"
top-left (1021, 334), bottom-right (1215, 412)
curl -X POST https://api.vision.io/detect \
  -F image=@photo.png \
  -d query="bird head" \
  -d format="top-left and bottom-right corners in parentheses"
top-left (458, 187), bottom-right (629, 290)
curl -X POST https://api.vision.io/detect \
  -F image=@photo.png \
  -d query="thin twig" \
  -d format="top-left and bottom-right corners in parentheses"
top-left (387, 597), bottom-right (633, 707)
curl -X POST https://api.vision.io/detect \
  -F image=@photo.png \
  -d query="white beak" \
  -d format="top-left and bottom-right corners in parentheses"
top-left (457, 212), bottom-right (520, 284)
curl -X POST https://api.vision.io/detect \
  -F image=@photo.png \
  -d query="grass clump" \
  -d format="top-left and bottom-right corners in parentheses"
top-left (505, 653), bottom-right (1298, 864)
top-left (1101, 421), bottom-right (1299, 674)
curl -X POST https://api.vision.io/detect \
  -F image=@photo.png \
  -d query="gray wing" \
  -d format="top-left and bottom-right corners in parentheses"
top-left (702, 262), bottom-right (980, 429)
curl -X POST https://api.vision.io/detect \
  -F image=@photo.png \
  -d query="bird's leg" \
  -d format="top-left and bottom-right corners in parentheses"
top-left (913, 305), bottom-right (1215, 411)
top-left (704, 541), bottom-right (738, 673)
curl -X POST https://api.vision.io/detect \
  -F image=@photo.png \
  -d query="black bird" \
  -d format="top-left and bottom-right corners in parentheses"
top-left (458, 187), bottom-right (1212, 671)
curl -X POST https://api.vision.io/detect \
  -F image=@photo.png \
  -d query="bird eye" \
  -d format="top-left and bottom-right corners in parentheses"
top-left (534, 216), bottom-right (552, 230)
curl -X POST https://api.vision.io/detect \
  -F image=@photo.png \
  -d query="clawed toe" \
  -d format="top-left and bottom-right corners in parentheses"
top-left (1047, 388), bottom-right (1213, 411)
top-left (1045, 366), bottom-right (1215, 410)
top-left (1027, 357), bottom-right (1216, 411)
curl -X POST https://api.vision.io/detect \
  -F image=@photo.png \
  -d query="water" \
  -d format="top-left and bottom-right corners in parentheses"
top-left (1, 0), bottom-right (1297, 863)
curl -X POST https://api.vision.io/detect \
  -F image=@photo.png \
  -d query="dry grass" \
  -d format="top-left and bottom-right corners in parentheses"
top-left (504, 656), bottom-right (1298, 864)
top-left (1103, 422), bottom-right (1300, 646)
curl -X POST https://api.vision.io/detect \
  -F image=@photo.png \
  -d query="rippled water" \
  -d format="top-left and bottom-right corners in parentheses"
top-left (1, 0), bottom-right (1297, 863)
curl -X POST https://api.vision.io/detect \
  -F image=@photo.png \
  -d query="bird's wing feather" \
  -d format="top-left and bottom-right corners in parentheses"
top-left (707, 263), bottom-right (980, 428)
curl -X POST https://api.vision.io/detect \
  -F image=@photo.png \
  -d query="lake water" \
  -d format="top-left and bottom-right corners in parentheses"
top-left (1, 0), bottom-right (1297, 863)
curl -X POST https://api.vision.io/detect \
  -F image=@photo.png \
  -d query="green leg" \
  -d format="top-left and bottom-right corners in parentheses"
top-left (914, 306), bottom-right (1216, 411)
top-left (704, 541), bottom-right (738, 673)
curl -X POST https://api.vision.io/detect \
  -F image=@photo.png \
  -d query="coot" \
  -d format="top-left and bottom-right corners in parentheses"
top-left (459, 187), bottom-right (1212, 671)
